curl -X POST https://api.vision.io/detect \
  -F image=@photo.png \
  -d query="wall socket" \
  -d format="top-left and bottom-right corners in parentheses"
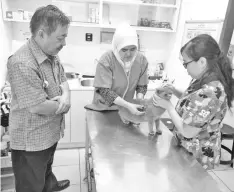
top-left (85, 33), bottom-right (93, 42)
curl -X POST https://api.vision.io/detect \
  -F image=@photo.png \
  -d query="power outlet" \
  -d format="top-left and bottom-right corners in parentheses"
top-left (86, 33), bottom-right (93, 42)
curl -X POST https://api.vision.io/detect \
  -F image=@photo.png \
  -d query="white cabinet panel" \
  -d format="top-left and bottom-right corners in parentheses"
top-left (59, 110), bottom-right (71, 143)
top-left (70, 90), bottom-right (94, 144)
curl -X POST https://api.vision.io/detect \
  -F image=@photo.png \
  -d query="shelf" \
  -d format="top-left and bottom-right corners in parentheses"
top-left (101, 24), bottom-right (175, 32)
top-left (3, 18), bottom-right (30, 22)
top-left (134, 26), bottom-right (175, 32)
top-left (102, 0), bottom-right (178, 8)
top-left (53, 0), bottom-right (100, 3)
top-left (3, 19), bottom-right (175, 32)
top-left (71, 22), bottom-right (100, 27)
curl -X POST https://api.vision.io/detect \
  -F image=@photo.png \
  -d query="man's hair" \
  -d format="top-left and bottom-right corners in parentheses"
top-left (30, 5), bottom-right (70, 36)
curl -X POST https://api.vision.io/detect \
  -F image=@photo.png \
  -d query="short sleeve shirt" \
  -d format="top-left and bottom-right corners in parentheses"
top-left (7, 38), bottom-right (67, 151)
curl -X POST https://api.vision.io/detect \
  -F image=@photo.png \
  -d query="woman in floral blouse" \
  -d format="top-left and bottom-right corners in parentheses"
top-left (153, 34), bottom-right (234, 170)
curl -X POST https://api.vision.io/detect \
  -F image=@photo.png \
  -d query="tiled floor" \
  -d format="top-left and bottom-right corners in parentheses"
top-left (1, 145), bottom-right (234, 192)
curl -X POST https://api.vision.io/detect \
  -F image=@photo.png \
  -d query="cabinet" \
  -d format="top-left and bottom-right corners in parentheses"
top-left (57, 89), bottom-right (94, 148)
top-left (58, 110), bottom-right (71, 143)
top-left (1, 0), bottom-right (181, 32)
top-left (70, 90), bottom-right (94, 145)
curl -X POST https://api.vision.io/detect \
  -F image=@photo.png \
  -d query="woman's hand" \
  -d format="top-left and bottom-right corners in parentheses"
top-left (152, 93), bottom-right (173, 111)
top-left (127, 103), bottom-right (145, 116)
top-left (160, 81), bottom-right (176, 94)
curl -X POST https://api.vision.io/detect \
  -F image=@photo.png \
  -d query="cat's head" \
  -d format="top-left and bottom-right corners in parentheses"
top-left (155, 78), bottom-right (174, 100)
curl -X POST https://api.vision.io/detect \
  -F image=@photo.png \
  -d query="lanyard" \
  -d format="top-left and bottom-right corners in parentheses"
top-left (28, 46), bottom-right (62, 90)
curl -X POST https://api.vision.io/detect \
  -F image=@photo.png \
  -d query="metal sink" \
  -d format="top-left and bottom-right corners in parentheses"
top-left (80, 79), bottom-right (94, 87)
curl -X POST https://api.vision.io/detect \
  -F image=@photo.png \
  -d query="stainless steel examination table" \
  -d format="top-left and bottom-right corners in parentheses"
top-left (84, 110), bottom-right (221, 192)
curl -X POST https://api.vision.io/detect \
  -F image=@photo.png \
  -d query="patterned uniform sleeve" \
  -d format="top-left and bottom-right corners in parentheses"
top-left (137, 56), bottom-right (149, 86)
top-left (7, 61), bottom-right (48, 109)
top-left (136, 85), bottom-right (148, 96)
top-left (178, 83), bottom-right (226, 128)
top-left (96, 88), bottom-right (118, 106)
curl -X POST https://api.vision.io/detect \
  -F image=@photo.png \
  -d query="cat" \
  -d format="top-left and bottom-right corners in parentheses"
top-left (118, 80), bottom-right (173, 136)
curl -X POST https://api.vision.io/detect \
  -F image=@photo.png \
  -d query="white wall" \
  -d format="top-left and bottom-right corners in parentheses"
top-left (0, 7), bottom-right (12, 88)
top-left (10, 23), bottom-right (173, 75)
top-left (166, 0), bottom-right (229, 91)
top-left (165, 0), bottom-right (234, 127)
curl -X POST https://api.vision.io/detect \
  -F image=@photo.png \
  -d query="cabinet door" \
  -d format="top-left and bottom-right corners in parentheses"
top-left (59, 110), bottom-right (71, 143)
top-left (70, 90), bottom-right (94, 145)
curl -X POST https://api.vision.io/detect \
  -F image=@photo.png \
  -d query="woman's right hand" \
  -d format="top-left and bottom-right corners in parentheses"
top-left (127, 103), bottom-right (145, 116)
top-left (158, 81), bottom-right (176, 95)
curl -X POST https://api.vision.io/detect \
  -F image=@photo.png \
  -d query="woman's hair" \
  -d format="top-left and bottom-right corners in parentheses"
top-left (180, 34), bottom-right (234, 109)
top-left (30, 5), bottom-right (70, 36)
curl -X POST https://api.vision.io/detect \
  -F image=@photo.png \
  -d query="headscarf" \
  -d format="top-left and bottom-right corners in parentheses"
top-left (112, 23), bottom-right (138, 74)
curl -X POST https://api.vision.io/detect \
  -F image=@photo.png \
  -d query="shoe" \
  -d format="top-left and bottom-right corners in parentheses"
top-left (52, 180), bottom-right (70, 191)
top-left (156, 129), bottom-right (162, 135)
top-left (148, 131), bottom-right (155, 136)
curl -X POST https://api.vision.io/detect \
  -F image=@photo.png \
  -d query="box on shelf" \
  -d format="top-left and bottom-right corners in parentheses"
top-left (5, 11), bottom-right (13, 19)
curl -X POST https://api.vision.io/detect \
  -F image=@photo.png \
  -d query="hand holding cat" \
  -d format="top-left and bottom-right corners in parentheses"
top-left (153, 92), bottom-right (173, 111)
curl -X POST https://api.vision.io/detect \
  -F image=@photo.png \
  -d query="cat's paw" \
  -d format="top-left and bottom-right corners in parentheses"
top-left (119, 115), bottom-right (130, 125)
top-left (148, 131), bottom-right (155, 136)
top-left (132, 122), bottom-right (140, 128)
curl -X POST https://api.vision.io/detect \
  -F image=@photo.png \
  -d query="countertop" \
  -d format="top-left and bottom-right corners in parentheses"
top-left (68, 79), bottom-right (162, 91)
top-left (85, 110), bottom-right (221, 192)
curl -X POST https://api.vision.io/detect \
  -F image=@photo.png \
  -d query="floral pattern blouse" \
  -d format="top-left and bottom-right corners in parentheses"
top-left (175, 80), bottom-right (227, 170)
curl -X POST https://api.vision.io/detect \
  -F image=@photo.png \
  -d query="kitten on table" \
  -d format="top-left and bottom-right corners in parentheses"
top-left (118, 79), bottom-right (174, 136)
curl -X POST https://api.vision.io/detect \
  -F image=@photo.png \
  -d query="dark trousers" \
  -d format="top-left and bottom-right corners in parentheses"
top-left (11, 143), bottom-right (58, 192)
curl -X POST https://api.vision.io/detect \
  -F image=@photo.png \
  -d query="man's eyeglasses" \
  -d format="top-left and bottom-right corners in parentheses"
top-left (182, 60), bottom-right (194, 69)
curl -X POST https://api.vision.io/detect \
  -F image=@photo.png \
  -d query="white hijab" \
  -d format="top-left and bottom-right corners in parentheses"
top-left (112, 23), bottom-right (138, 74)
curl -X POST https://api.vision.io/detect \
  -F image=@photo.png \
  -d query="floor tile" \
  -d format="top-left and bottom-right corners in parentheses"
top-left (81, 183), bottom-right (88, 192)
top-left (221, 140), bottom-right (233, 152)
top-left (81, 182), bottom-right (96, 192)
top-left (1, 175), bottom-right (15, 191)
top-left (212, 153), bottom-right (233, 171)
top-left (221, 151), bottom-right (231, 161)
top-left (53, 165), bottom-right (80, 185)
top-left (53, 149), bottom-right (79, 167)
top-left (61, 184), bottom-right (80, 192)
top-left (79, 149), bottom-right (86, 183)
top-left (213, 164), bottom-right (233, 171)
top-left (208, 171), bottom-right (231, 192)
top-left (1, 189), bottom-right (15, 192)
top-left (214, 169), bottom-right (234, 191)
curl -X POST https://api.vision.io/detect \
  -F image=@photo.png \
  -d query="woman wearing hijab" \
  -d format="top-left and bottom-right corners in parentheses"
top-left (153, 34), bottom-right (234, 170)
top-left (91, 23), bottom-right (149, 123)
